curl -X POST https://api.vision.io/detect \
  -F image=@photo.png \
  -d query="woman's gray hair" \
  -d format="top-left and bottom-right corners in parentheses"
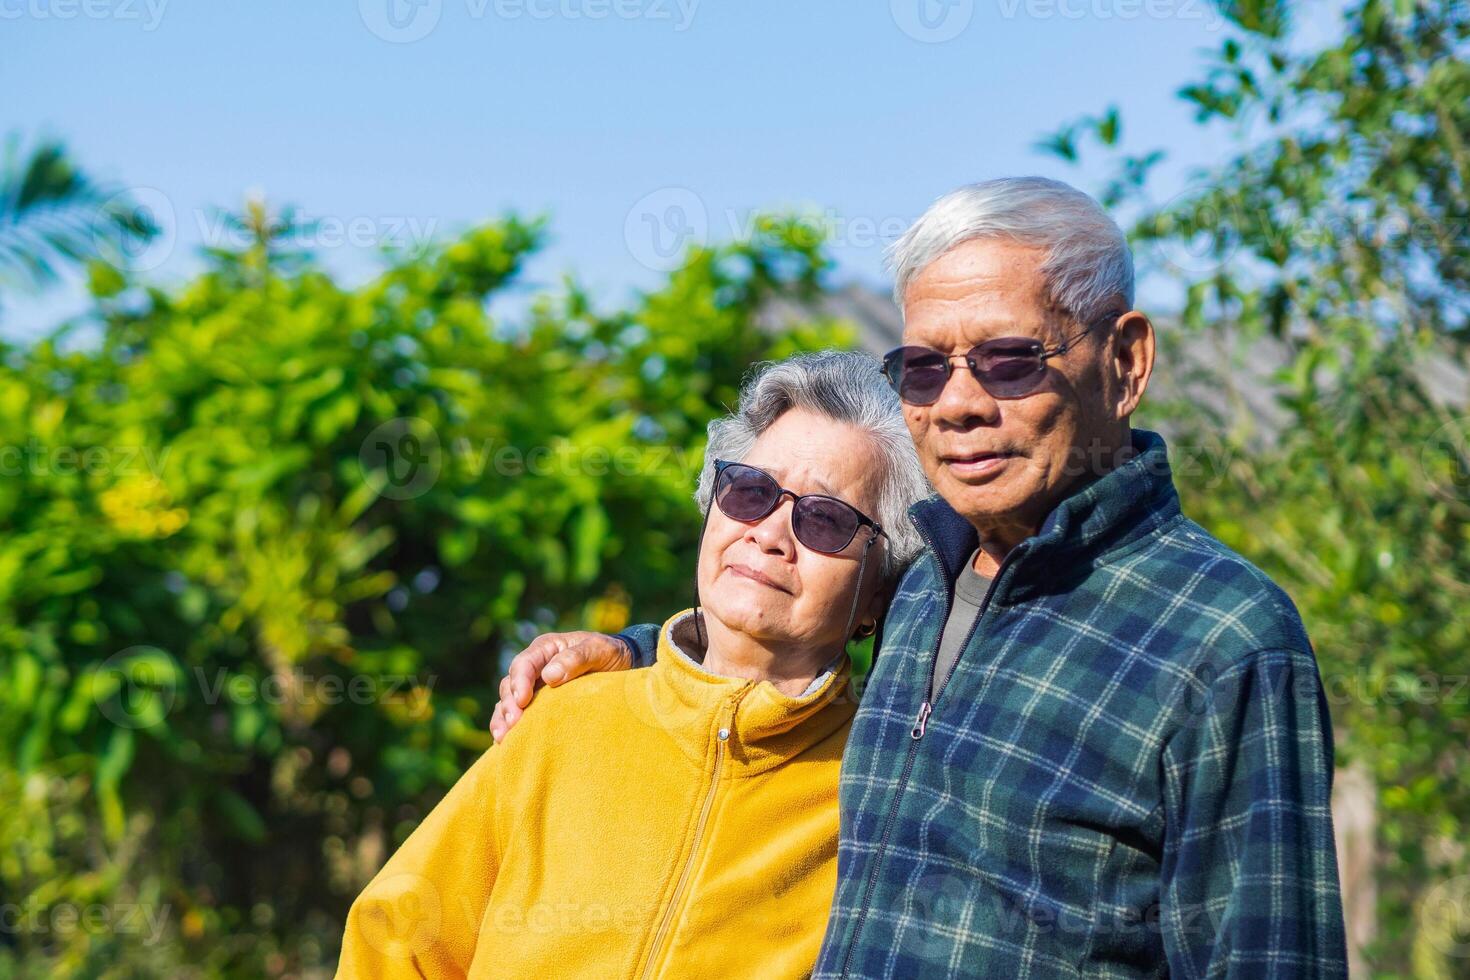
top-left (888, 176), bottom-right (1134, 323)
top-left (694, 350), bottom-right (931, 586)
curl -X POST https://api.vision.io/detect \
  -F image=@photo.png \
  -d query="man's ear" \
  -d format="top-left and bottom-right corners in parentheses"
top-left (1110, 310), bottom-right (1156, 421)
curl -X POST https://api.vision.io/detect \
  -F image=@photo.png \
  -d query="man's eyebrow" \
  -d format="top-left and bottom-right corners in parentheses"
top-left (905, 317), bottom-right (1057, 348)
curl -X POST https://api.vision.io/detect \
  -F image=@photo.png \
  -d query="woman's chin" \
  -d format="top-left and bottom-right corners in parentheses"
top-left (704, 594), bottom-right (788, 639)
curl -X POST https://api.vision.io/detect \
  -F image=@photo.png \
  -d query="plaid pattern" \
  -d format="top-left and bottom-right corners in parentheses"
top-left (621, 430), bottom-right (1347, 978)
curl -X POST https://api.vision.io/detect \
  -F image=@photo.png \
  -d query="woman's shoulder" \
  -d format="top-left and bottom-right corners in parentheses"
top-left (493, 668), bottom-right (644, 754)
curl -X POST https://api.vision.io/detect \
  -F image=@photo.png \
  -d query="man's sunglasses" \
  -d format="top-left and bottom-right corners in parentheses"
top-left (712, 459), bottom-right (885, 555)
top-left (881, 312), bottom-right (1123, 405)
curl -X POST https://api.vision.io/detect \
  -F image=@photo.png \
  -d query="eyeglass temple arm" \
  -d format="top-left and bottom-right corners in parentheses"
top-left (1045, 310), bottom-right (1125, 359)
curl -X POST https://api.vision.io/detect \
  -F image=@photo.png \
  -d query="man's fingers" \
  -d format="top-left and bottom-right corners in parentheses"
top-left (491, 698), bottom-right (520, 740)
top-left (542, 653), bottom-right (571, 684)
top-left (508, 645), bottom-right (551, 707)
top-left (503, 697), bottom-right (522, 727)
top-left (542, 634), bottom-right (622, 685)
top-left (489, 631), bottom-right (631, 735)
top-left (488, 642), bottom-right (553, 736)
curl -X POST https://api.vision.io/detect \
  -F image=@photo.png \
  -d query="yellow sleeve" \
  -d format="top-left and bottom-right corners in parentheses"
top-left (336, 745), bottom-right (503, 979)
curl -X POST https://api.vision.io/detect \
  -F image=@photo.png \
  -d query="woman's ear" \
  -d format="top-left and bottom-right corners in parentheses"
top-left (853, 577), bottom-right (893, 641)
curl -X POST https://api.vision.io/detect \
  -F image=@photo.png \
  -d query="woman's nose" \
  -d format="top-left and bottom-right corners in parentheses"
top-left (746, 500), bottom-right (796, 556)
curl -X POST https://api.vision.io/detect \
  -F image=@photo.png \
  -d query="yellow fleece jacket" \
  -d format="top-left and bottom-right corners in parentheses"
top-left (337, 609), bottom-right (856, 979)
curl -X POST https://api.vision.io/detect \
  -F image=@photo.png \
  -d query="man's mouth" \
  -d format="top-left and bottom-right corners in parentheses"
top-left (940, 451), bottom-right (1016, 478)
top-left (727, 563), bottom-right (792, 594)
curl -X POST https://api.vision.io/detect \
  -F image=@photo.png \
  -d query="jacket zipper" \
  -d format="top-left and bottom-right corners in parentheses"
top-left (639, 689), bottom-right (747, 980)
top-left (914, 545), bottom-right (1021, 736)
top-left (837, 530), bottom-right (1024, 977)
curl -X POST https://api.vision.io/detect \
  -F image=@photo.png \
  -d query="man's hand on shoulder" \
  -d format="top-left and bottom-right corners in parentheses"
top-left (489, 631), bottom-right (634, 741)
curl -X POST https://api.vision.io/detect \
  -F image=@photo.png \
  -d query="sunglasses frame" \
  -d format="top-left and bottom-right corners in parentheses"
top-left (881, 311), bottom-right (1124, 406)
top-left (711, 459), bottom-right (885, 555)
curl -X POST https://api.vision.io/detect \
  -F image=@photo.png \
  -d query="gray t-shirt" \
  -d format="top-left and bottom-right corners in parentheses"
top-left (929, 547), bottom-right (992, 703)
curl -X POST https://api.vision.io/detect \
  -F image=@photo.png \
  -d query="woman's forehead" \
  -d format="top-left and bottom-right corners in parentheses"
top-left (743, 417), bottom-right (879, 503)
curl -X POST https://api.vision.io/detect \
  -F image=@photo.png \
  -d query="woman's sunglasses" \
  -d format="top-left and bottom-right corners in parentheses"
top-left (712, 459), bottom-right (884, 555)
top-left (881, 312), bottom-right (1122, 405)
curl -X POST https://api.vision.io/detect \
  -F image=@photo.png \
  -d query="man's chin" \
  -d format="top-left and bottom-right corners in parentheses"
top-left (939, 478), bottom-right (1033, 528)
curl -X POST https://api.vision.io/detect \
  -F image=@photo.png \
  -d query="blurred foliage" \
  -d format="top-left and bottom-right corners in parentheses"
top-left (0, 137), bottom-right (157, 300)
top-left (1044, 0), bottom-right (1469, 974)
top-left (0, 198), bottom-right (852, 975)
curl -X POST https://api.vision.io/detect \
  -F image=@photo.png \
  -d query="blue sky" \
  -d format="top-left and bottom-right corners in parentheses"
top-left (4, 0), bottom-right (1340, 338)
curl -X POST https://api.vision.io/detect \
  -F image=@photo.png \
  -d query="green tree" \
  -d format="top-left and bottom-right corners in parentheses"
top-left (0, 136), bottom-right (156, 300)
top-left (0, 203), bottom-right (851, 977)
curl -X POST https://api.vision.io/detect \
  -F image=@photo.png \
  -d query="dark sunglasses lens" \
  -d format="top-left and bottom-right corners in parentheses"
top-left (888, 348), bottom-right (950, 405)
top-left (716, 464), bottom-right (780, 521)
top-left (974, 339), bottom-right (1046, 397)
top-left (792, 496), bottom-right (859, 553)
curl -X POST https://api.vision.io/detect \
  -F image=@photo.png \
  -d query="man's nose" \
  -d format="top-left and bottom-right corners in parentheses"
top-left (930, 358), bottom-right (1001, 426)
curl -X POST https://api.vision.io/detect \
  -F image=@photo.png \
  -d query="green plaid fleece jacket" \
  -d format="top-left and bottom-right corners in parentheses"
top-left (617, 429), bottom-right (1348, 978)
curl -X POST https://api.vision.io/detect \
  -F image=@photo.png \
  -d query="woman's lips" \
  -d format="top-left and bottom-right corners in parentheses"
top-left (942, 451), bottom-right (1015, 481)
top-left (727, 563), bottom-right (791, 593)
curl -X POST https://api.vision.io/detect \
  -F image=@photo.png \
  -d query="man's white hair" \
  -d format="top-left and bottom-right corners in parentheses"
top-left (888, 176), bottom-right (1134, 323)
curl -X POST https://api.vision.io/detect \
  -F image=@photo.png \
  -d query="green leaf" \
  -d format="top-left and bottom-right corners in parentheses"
top-left (86, 259), bottom-right (127, 298)
top-left (571, 503), bottom-right (609, 585)
top-left (215, 788), bottom-right (268, 843)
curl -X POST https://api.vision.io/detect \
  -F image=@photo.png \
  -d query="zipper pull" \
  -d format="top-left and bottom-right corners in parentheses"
top-left (910, 701), bottom-right (931, 740)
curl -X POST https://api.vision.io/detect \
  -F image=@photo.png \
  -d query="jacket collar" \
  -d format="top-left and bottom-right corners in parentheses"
top-left (636, 609), bottom-right (856, 775)
top-left (907, 428), bottom-right (1182, 604)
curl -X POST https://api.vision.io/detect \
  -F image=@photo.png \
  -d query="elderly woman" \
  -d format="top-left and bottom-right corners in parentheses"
top-left (336, 350), bottom-right (929, 978)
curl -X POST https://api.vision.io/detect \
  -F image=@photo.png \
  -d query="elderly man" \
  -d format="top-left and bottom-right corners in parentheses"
top-left (492, 177), bottom-right (1348, 978)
